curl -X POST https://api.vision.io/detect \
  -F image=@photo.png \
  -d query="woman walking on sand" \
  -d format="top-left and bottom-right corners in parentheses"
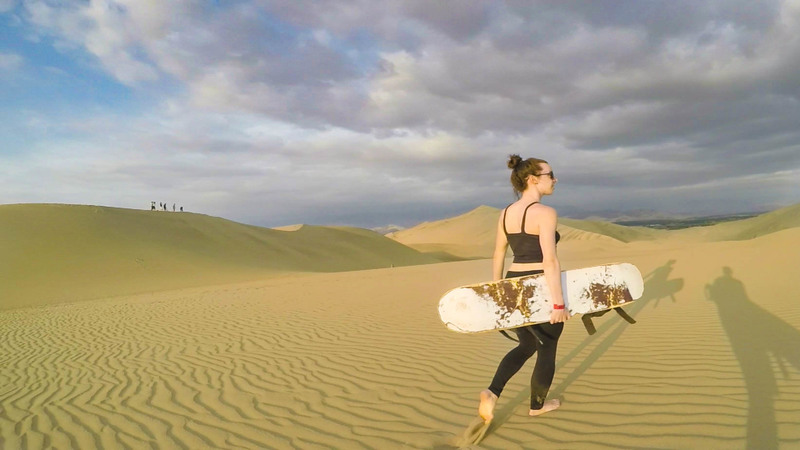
top-left (478, 154), bottom-right (570, 422)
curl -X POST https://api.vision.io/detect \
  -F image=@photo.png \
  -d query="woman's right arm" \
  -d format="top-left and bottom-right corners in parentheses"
top-left (492, 212), bottom-right (509, 280)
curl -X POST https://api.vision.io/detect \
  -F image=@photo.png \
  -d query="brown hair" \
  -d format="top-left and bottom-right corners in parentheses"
top-left (508, 154), bottom-right (548, 196)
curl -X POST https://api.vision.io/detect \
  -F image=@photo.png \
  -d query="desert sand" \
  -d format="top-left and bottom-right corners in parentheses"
top-left (2, 203), bottom-right (800, 449)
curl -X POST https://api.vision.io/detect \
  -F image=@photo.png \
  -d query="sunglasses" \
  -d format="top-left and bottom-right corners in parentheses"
top-left (535, 171), bottom-right (555, 179)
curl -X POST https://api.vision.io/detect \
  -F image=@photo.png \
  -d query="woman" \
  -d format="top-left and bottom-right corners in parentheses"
top-left (478, 154), bottom-right (570, 422)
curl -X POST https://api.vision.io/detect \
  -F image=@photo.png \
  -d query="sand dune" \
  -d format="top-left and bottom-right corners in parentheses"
top-left (0, 204), bottom-right (439, 311)
top-left (386, 206), bottom-right (502, 260)
top-left (2, 203), bottom-right (800, 448)
top-left (389, 205), bottom-right (664, 260)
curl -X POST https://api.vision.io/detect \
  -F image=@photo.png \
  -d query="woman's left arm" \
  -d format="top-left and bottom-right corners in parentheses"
top-left (539, 207), bottom-right (570, 324)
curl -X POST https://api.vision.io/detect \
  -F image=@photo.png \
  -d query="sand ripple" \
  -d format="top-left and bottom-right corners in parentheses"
top-left (3, 255), bottom-right (800, 449)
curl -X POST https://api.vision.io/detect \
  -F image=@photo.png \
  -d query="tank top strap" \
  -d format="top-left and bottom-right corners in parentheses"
top-left (520, 202), bottom-right (539, 233)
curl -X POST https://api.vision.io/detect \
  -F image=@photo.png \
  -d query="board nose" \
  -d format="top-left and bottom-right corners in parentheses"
top-left (620, 263), bottom-right (644, 299)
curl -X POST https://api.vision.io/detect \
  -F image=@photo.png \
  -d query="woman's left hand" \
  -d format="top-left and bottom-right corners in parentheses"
top-left (550, 309), bottom-right (571, 324)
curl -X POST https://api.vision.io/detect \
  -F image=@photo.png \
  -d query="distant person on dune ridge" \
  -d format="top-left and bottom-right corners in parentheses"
top-left (478, 154), bottom-right (570, 423)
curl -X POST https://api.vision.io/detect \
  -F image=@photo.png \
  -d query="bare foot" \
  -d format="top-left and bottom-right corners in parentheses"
top-left (478, 390), bottom-right (497, 422)
top-left (528, 399), bottom-right (561, 416)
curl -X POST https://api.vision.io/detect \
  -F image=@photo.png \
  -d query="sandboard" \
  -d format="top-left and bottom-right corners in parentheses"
top-left (438, 263), bottom-right (644, 333)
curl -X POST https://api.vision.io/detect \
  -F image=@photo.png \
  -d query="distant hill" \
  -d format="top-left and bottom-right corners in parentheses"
top-left (580, 210), bottom-right (689, 222)
top-left (561, 207), bottom-right (690, 222)
top-left (674, 203), bottom-right (800, 241)
top-left (558, 218), bottom-right (664, 243)
top-left (612, 213), bottom-right (762, 230)
top-left (0, 204), bottom-right (439, 310)
top-left (372, 224), bottom-right (405, 235)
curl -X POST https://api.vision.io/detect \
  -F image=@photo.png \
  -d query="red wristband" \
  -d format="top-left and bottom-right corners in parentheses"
top-left (553, 303), bottom-right (565, 310)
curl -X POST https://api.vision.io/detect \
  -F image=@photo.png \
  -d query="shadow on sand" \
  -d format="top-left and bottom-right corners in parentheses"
top-left (450, 260), bottom-right (684, 447)
top-left (706, 267), bottom-right (800, 450)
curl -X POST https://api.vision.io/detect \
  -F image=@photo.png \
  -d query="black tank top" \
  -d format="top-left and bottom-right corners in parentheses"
top-left (503, 202), bottom-right (561, 263)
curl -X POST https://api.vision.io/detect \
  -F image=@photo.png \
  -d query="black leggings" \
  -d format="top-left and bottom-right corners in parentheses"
top-left (487, 270), bottom-right (564, 410)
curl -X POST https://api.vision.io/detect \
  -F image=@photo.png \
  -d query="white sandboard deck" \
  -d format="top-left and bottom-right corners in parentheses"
top-left (438, 263), bottom-right (644, 333)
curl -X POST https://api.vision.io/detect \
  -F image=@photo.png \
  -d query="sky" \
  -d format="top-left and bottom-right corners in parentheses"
top-left (1, 0), bottom-right (799, 228)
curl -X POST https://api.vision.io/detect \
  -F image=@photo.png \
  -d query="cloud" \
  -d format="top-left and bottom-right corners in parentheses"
top-left (3, 0), bottom-right (799, 226)
top-left (0, 51), bottom-right (23, 72)
top-left (22, 0), bottom-right (161, 83)
top-left (18, 1), bottom-right (800, 135)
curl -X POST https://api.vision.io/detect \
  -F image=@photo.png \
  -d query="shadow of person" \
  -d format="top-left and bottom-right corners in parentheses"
top-left (647, 259), bottom-right (682, 307)
top-left (706, 267), bottom-right (800, 450)
top-left (476, 260), bottom-right (684, 442)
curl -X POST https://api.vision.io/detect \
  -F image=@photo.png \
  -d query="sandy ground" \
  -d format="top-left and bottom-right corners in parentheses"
top-left (2, 205), bottom-right (800, 448)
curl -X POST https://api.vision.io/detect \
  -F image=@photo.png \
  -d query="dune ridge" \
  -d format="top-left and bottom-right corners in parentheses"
top-left (0, 204), bottom-right (439, 311)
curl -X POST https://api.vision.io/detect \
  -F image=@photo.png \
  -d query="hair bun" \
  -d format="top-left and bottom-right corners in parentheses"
top-left (507, 154), bottom-right (523, 170)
